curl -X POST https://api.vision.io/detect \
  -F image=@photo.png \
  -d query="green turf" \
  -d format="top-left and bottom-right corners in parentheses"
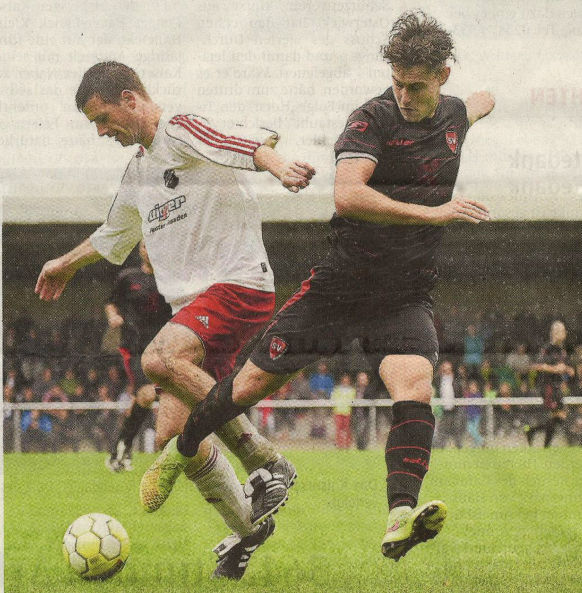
top-left (4, 448), bottom-right (582, 592)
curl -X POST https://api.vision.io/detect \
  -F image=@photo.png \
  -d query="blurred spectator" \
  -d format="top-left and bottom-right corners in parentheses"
top-left (20, 385), bottom-right (55, 452)
top-left (492, 355), bottom-right (519, 392)
top-left (506, 343), bottom-right (531, 386)
top-left (287, 370), bottom-right (315, 440)
top-left (309, 362), bottom-right (334, 397)
top-left (494, 382), bottom-right (515, 437)
top-left (3, 326), bottom-right (19, 371)
top-left (81, 366), bottom-right (101, 401)
top-left (59, 367), bottom-right (82, 398)
top-left (288, 370), bottom-right (311, 400)
top-left (273, 381), bottom-right (295, 438)
top-left (309, 362), bottom-right (334, 439)
top-left (45, 328), bottom-right (67, 374)
top-left (479, 358), bottom-right (494, 388)
top-left (331, 374), bottom-right (354, 449)
top-left (20, 326), bottom-right (45, 382)
top-left (463, 325), bottom-right (485, 379)
top-left (351, 372), bottom-right (372, 450)
top-left (88, 384), bottom-right (119, 451)
top-left (434, 361), bottom-right (464, 449)
top-left (31, 366), bottom-right (56, 401)
top-left (464, 379), bottom-right (484, 448)
top-left (3, 383), bottom-right (15, 452)
top-left (104, 364), bottom-right (127, 400)
top-left (4, 367), bottom-right (20, 394)
top-left (42, 385), bottom-right (72, 451)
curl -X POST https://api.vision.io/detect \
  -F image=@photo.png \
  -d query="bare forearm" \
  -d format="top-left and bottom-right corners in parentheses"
top-left (253, 145), bottom-right (287, 178)
top-left (335, 182), bottom-right (431, 225)
top-left (59, 238), bottom-right (103, 271)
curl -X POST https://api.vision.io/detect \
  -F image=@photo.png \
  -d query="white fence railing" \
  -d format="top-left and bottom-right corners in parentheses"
top-left (4, 397), bottom-right (582, 452)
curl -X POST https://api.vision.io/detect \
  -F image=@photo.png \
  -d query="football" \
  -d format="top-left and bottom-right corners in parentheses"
top-left (62, 513), bottom-right (130, 580)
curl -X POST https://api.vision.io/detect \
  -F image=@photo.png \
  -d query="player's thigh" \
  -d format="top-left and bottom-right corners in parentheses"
top-left (365, 303), bottom-right (437, 402)
top-left (232, 359), bottom-right (294, 406)
top-left (142, 322), bottom-right (205, 375)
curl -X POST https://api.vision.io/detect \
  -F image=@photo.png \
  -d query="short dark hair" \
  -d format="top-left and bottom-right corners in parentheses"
top-left (381, 11), bottom-right (455, 71)
top-left (75, 61), bottom-right (149, 111)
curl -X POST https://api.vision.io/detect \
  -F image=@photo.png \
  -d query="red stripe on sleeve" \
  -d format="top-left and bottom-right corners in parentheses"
top-left (171, 119), bottom-right (257, 157)
top-left (170, 115), bottom-right (260, 154)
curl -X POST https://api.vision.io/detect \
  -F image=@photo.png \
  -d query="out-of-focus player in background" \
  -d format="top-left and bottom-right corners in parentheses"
top-left (35, 61), bottom-right (315, 580)
top-left (141, 11), bottom-right (495, 562)
top-left (105, 240), bottom-right (171, 472)
top-left (525, 320), bottom-right (575, 447)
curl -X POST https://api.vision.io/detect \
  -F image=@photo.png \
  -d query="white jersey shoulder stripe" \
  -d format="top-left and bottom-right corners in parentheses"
top-left (180, 115), bottom-right (262, 149)
top-left (169, 115), bottom-right (260, 156)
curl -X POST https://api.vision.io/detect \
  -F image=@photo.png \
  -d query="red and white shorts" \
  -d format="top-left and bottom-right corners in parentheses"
top-left (171, 283), bottom-right (275, 381)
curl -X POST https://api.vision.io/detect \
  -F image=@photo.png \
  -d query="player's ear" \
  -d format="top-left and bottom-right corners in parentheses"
top-left (438, 66), bottom-right (451, 86)
top-left (120, 89), bottom-right (137, 109)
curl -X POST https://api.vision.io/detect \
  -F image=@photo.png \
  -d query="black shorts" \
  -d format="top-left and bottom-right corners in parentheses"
top-left (250, 271), bottom-right (439, 375)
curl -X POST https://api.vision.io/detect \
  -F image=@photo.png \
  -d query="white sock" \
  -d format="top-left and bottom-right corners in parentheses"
top-left (185, 444), bottom-right (253, 537)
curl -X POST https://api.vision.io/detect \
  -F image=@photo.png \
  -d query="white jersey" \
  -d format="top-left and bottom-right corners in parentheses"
top-left (90, 112), bottom-right (277, 313)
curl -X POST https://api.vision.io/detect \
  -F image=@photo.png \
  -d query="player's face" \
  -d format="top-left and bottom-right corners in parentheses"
top-left (83, 94), bottom-right (139, 147)
top-left (391, 65), bottom-right (450, 122)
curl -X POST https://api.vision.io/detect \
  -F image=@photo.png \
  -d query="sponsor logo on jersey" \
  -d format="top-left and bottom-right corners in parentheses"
top-left (347, 120), bottom-right (369, 132)
top-left (195, 315), bottom-right (209, 329)
top-left (387, 138), bottom-right (415, 147)
top-left (269, 336), bottom-right (288, 360)
top-left (129, 283), bottom-right (142, 291)
top-left (163, 168), bottom-right (180, 189)
top-left (136, 146), bottom-right (145, 158)
top-left (148, 195), bottom-right (186, 223)
top-left (445, 130), bottom-right (458, 154)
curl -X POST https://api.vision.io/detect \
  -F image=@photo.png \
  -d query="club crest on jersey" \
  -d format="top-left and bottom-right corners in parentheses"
top-left (445, 130), bottom-right (458, 154)
top-left (269, 336), bottom-right (288, 360)
top-left (347, 120), bottom-right (369, 132)
top-left (136, 146), bottom-right (145, 158)
top-left (164, 169), bottom-right (179, 189)
top-left (195, 315), bottom-right (209, 329)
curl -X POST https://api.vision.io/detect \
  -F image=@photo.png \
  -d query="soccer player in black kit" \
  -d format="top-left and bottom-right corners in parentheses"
top-left (142, 11), bottom-right (495, 560)
top-left (106, 240), bottom-right (172, 471)
top-left (525, 321), bottom-right (575, 447)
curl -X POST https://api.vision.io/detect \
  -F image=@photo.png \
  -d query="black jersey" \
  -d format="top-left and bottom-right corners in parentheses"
top-left (331, 87), bottom-right (469, 291)
top-left (109, 267), bottom-right (172, 354)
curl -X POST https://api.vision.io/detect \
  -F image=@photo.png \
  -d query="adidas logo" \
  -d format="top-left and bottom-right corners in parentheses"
top-left (195, 315), bottom-right (209, 328)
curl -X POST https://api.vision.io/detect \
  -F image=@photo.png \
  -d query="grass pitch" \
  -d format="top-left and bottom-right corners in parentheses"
top-left (4, 447), bottom-right (582, 593)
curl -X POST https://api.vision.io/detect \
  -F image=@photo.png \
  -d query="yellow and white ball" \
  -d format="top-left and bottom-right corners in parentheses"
top-left (62, 513), bottom-right (130, 580)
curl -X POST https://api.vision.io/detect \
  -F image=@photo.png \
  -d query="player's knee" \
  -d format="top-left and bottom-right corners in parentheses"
top-left (141, 346), bottom-right (172, 384)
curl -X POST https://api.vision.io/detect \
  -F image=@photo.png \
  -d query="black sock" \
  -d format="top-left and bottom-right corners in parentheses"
top-left (115, 402), bottom-right (150, 453)
top-left (177, 376), bottom-right (246, 457)
top-left (385, 401), bottom-right (435, 510)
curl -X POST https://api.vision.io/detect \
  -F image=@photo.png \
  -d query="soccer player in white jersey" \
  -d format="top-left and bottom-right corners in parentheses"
top-left (35, 61), bottom-right (315, 580)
